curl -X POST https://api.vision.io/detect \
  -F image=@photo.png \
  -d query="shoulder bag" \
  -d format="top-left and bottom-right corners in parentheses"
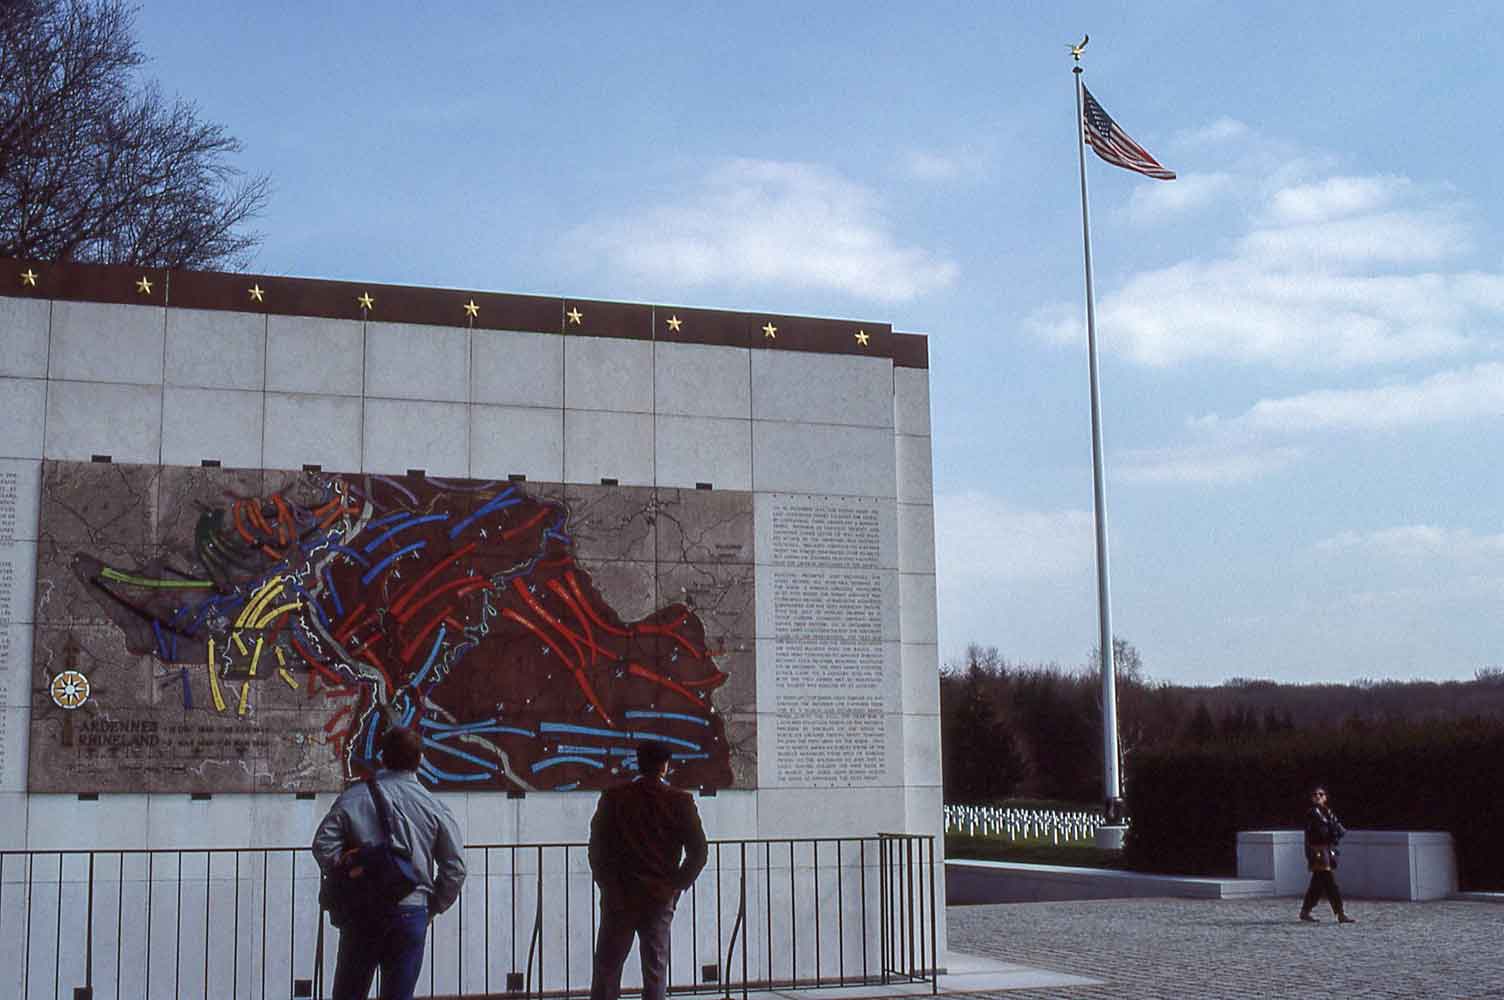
top-left (319, 778), bottom-right (423, 928)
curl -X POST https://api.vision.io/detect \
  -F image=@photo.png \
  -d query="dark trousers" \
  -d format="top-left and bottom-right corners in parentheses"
top-left (1302, 870), bottom-right (1345, 915)
top-left (590, 902), bottom-right (675, 1000)
top-left (332, 905), bottom-right (429, 1000)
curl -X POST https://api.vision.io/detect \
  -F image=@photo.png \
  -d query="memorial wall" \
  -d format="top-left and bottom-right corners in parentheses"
top-left (0, 258), bottom-right (939, 858)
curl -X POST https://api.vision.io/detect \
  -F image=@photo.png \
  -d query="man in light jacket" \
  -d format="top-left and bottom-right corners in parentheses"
top-left (588, 739), bottom-right (709, 1000)
top-left (313, 726), bottom-right (466, 1000)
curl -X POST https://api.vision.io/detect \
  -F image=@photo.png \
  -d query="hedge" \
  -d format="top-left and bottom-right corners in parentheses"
top-left (1121, 718), bottom-right (1504, 890)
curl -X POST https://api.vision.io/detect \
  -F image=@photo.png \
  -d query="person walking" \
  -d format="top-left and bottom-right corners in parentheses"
top-left (313, 726), bottom-right (467, 1000)
top-left (588, 739), bottom-right (709, 1000)
top-left (1299, 784), bottom-right (1355, 924)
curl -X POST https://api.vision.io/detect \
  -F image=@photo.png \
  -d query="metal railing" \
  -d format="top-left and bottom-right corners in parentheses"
top-left (0, 833), bottom-right (936, 1000)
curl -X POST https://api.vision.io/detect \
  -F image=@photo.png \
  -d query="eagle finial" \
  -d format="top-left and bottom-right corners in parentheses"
top-left (1069, 34), bottom-right (1089, 61)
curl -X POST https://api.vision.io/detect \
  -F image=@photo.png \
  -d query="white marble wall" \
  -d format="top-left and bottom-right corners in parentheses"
top-left (0, 296), bottom-right (942, 963)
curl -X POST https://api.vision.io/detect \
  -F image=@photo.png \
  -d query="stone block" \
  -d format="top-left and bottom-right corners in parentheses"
top-left (751, 422), bottom-right (896, 498)
top-left (751, 350), bottom-right (893, 428)
top-left (161, 386), bottom-right (264, 468)
top-left (26, 792), bottom-right (151, 849)
top-left (893, 367), bottom-right (931, 437)
top-left (265, 315), bottom-right (364, 396)
top-left (470, 403), bottom-right (564, 483)
top-left (896, 433), bottom-right (934, 505)
top-left (0, 791), bottom-right (25, 846)
top-left (365, 321), bottom-right (469, 402)
top-left (363, 398), bottom-right (469, 477)
top-left (0, 296), bottom-right (49, 378)
top-left (44, 380), bottom-right (162, 463)
top-left (49, 300), bottom-right (165, 385)
top-left (0, 539), bottom-right (37, 624)
top-left (0, 458), bottom-right (41, 542)
top-left (0, 377), bottom-right (46, 459)
top-left (902, 712), bottom-right (942, 788)
top-left (654, 341), bottom-right (751, 419)
top-left (564, 410), bottom-right (654, 486)
top-left (472, 328), bottom-right (563, 408)
top-left (655, 415), bottom-right (751, 490)
top-left (901, 642), bottom-right (941, 716)
top-left (754, 567), bottom-right (899, 641)
top-left (165, 307), bottom-right (266, 390)
top-left (755, 787), bottom-right (904, 839)
top-left (565, 336), bottom-right (653, 413)
top-left (899, 572), bottom-right (938, 645)
top-left (262, 392), bottom-right (362, 471)
top-left (898, 501), bottom-right (935, 574)
top-left (147, 793), bottom-right (259, 848)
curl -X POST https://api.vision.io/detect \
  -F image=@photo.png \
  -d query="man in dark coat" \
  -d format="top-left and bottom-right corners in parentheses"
top-left (1300, 784), bottom-right (1356, 924)
top-left (588, 739), bottom-right (709, 1000)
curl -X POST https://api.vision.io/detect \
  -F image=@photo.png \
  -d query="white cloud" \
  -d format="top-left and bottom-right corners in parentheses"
top-left (1233, 362), bottom-right (1504, 432)
top-left (1316, 525), bottom-right (1504, 560)
top-left (899, 147), bottom-right (988, 182)
top-left (568, 158), bottom-right (957, 303)
top-left (1265, 175), bottom-right (1412, 225)
top-left (1125, 172), bottom-right (1235, 224)
top-left (1238, 209), bottom-right (1470, 268)
top-left (1172, 117), bottom-right (1250, 147)
top-left (1117, 442), bottom-right (1306, 485)
top-left (934, 492), bottom-right (1095, 582)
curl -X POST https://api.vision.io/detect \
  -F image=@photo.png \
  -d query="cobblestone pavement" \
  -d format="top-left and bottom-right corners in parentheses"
top-left (947, 897), bottom-right (1504, 999)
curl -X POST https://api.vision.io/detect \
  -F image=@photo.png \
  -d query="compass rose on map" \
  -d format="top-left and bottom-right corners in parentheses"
top-left (50, 671), bottom-right (91, 710)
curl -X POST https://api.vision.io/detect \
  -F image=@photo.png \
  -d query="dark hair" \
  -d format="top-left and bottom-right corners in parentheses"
top-left (382, 726), bottom-right (424, 771)
top-left (636, 740), bottom-right (672, 775)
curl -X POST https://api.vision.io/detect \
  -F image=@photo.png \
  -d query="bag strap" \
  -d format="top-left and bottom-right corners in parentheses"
top-left (365, 776), bottom-right (400, 847)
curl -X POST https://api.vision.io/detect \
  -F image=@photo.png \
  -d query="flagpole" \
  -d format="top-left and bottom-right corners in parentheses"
top-left (1073, 60), bottom-right (1124, 829)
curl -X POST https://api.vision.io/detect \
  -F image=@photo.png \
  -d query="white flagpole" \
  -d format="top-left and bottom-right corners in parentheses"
top-left (1073, 59), bottom-right (1124, 826)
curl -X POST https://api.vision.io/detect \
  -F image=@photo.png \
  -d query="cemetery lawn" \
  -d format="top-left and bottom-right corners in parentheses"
top-left (945, 834), bottom-right (1130, 869)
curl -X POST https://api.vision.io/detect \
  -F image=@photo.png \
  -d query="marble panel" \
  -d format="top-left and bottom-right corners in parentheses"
top-left (363, 398), bottom-right (469, 477)
top-left (653, 341), bottom-right (751, 419)
top-left (0, 295), bottom-right (49, 377)
top-left (751, 422), bottom-right (895, 498)
top-left (472, 328), bottom-right (564, 408)
top-left (146, 792), bottom-right (258, 848)
top-left (264, 314), bottom-right (364, 396)
top-left (753, 492), bottom-right (896, 570)
top-left (466, 790), bottom-right (520, 845)
top-left (366, 320), bottom-right (469, 401)
top-left (895, 433), bottom-right (934, 505)
top-left (751, 350), bottom-right (892, 428)
top-left (901, 712), bottom-right (942, 788)
top-left (897, 501), bottom-right (936, 575)
top-left (262, 392), bottom-right (362, 471)
top-left (893, 367), bottom-right (932, 437)
top-left (565, 336), bottom-right (653, 414)
top-left (0, 623), bottom-right (31, 709)
top-left (0, 540), bottom-right (37, 624)
top-left (899, 572), bottom-right (938, 645)
top-left (0, 792), bottom-right (24, 847)
top-left (516, 789), bottom-right (599, 847)
top-left (251, 792), bottom-right (335, 849)
top-left (49, 300), bottom-right (165, 385)
top-left (160, 386), bottom-right (264, 468)
top-left (752, 636), bottom-right (900, 715)
top-left (900, 642), bottom-right (940, 717)
top-left (470, 403), bottom-right (564, 482)
top-left (655, 414), bottom-right (751, 491)
top-left (0, 376), bottom-right (46, 459)
top-left (0, 705), bottom-right (27, 793)
top-left (692, 787), bottom-right (757, 841)
top-left (26, 792), bottom-right (151, 849)
top-left (164, 307), bottom-right (266, 390)
top-left (564, 410), bottom-right (654, 486)
top-left (904, 784), bottom-right (945, 837)
top-left (44, 379), bottom-right (162, 463)
top-left (755, 786), bottom-right (904, 839)
top-left (0, 457), bottom-right (42, 542)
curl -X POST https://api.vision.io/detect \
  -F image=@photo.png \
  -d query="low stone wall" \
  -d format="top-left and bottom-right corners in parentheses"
top-left (946, 860), bottom-right (1274, 904)
top-left (1236, 829), bottom-right (1457, 900)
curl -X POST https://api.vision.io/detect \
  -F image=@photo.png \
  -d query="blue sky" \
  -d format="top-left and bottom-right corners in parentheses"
top-left (138, 3), bottom-right (1504, 685)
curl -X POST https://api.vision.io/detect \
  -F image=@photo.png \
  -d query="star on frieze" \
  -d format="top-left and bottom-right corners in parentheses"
top-left (567, 307), bottom-right (583, 325)
top-left (249, 284), bottom-right (265, 303)
top-left (357, 292), bottom-right (375, 311)
top-left (666, 315), bottom-right (682, 332)
top-left (762, 322), bottom-right (777, 339)
top-left (20, 268), bottom-right (38, 287)
top-left (136, 276), bottom-right (153, 295)
top-left (854, 330), bottom-right (870, 346)
top-left (464, 299), bottom-right (480, 318)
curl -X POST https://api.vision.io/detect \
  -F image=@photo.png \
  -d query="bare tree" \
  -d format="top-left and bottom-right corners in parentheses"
top-left (0, 0), bottom-right (268, 268)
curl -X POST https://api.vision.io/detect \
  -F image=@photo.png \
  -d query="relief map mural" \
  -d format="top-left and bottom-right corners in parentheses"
top-left (29, 462), bottom-right (755, 793)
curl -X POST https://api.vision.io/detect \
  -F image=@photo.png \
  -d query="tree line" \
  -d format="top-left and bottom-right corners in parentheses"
top-left (941, 643), bottom-right (1504, 806)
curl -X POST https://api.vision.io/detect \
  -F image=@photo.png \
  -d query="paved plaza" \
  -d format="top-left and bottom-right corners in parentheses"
top-left (946, 897), bottom-right (1504, 998)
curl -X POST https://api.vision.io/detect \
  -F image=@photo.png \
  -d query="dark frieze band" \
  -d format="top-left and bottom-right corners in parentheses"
top-left (3, 257), bottom-right (928, 368)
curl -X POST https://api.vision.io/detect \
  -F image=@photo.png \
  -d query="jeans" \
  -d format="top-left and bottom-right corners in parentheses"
top-left (590, 902), bottom-right (675, 1000)
top-left (332, 905), bottom-right (429, 1000)
top-left (1302, 870), bottom-right (1345, 916)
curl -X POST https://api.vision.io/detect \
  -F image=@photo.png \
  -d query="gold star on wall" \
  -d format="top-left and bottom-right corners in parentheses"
top-left (357, 292), bottom-right (375, 311)
top-left (854, 329), bottom-right (870, 346)
top-left (762, 322), bottom-right (777, 339)
top-left (20, 269), bottom-right (37, 287)
top-left (248, 284), bottom-right (265, 302)
top-left (567, 307), bottom-right (583, 325)
top-left (136, 276), bottom-right (153, 295)
top-left (666, 315), bottom-right (682, 332)
top-left (464, 299), bottom-right (480, 318)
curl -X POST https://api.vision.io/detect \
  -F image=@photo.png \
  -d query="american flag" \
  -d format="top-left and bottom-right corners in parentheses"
top-left (1081, 86), bottom-right (1175, 181)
